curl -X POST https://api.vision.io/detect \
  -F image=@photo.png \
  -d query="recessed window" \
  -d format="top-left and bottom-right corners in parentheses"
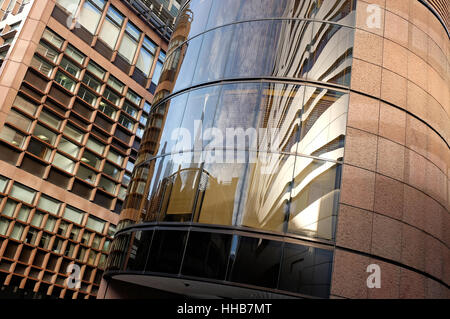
top-left (81, 150), bottom-right (101, 169)
top-left (30, 55), bottom-right (53, 77)
top-left (86, 137), bottom-right (105, 155)
top-left (82, 73), bottom-right (101, 92)
top-left (0, 176), bottom-right (9, 193)
top-left (3, 199), bottom-right (17, 217)
top-left (81, 231), bottom-right (91, 244)
top-left (65, 44), bottom-right (86, 65)
top-left (0, 218), bottom-right (10, 235)
top-left (126, 89), bottom-right (141, 106)
top-left (60, 57), bottom-right (81, 79)
top-left (152, 51), bottom-right (165, 84)
top-left (136, 37), bottom-right (156, 77)
top-left (54, 70), bottom-right (76, 92)
top-left (39, 110), bottom-right (62, 130)
top-left (143, 102), bottom-right (151, 113)
top-left (10, 183), bottom-right (36, 204)
top-left (38, 233), bottom-right (51, 249)
top-left (37, 195), bottom-right (61, 215)
top-left (27, 139), bottom-right (52, 161)
top-left (76, 165), bottom-right (97, 184)
top-left (57, 220), bottom-right (69, 236)
top-left (12, 95), bottom-right (38, 116)
top-left (86, 61), bottom-right (105, 80)
top-left (122, 173), bottom-right (131, 186)
top-left (118, 186), bottom-right (127, 200)
top-left (69, 226), bottom-right (80, 241)
top-left (103, 239), bottom-right (111, 251)
top-left (6, 110), bottom-right (32, 132)
top-left (63, 124), bottom-right (84, 143)
top-left (78, 86), bottom-right (97, 105)
top-left (36, 41), bottom-right (59, 63)
top-left (42, 28), bottom-right (64, 49)
top-left (106, 150), bottom-right (124, 166)
top-left (57, 137), bottom-right (80, 158)
top-left (86, 215), bottom-right (105, 233)
top-left (10, 223), bottom-right (24, 240)
top-left (0, 126), bottom-right (26, 147)
top-left (25, 228), bottom-right (39, 245)
top-left (103, 88), bottom-right (120, 106)
top-left (125, 160), bottom-right (134, 172)
top-left (139, 114), bottom-right (148, 126)
top-left (103, 162), bottom-right (121, 180)
top-left (33, 124), bottom-right (57, 144)
top-left (52, 152), bottom-right (76, 173)
top-left (98, 176), bottom-right (116, 193)
top-left (136, 126), bottom-right (144, 139)
top-left (51, 238), bottom-right (64, 253)
top-left (122, 102), bottom-right (138, 119)
top-left (107, 75), bottom-right (124, 93)
top-left (98, 100), bottom-right (116, 119)
top-left (92, 235), bottom-right (102, 249)
top-left (118, 114), bottom-right (134, 131)
top-left (63, 206), bottom-right (84, 224)
top-left (17, 206), bottom-right (31, 222)
top-left (44, 216), bottom-right (57, 232)
top-left (30, 212), bottom-right (44, 228)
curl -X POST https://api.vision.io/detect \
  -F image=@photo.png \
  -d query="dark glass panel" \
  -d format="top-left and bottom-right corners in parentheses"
top-left (181, 231), bottom-right (231, 280)
top-left (146, 230), bottom-right (188, 274)
top-left (279, 242), bottom-right (333, 298)
top-left (125, 230), bottom-right (153, 271)
top-left (228, 236), bottom-right (282, 289)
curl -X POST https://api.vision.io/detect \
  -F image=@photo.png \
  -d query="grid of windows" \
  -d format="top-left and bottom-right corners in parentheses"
top-left (0, 28), bottom-right (154, 212)
top-left (0, 175), bottom-right (115, 299)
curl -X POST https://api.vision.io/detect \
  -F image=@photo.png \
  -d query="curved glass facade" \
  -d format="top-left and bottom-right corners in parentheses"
top-left (107, 0), bottom-right (356, 298)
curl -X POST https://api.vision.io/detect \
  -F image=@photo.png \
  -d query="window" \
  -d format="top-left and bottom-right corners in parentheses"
top-left (118, 186), bottom-right (127, 200)
top-left (86, 137), bottom-right (105, 155)
top-left (92, 235), bottom-right (101, 249)
top-left (125, 160), bottom-right (134, 172)
top-left (98, 176), bottom-right (116, 193)
top-left (33, 124), bottom-right (57, 144)
top-left (42, 28), bottom-right (64, 49)
top-left (52, 153), bottom-right (75, 173)
top-left (5, 110), bottom-right (32, 132)
top-left (12, 95), bottom-right (38, 116)
top-left (31, 212), bottom-right (44, 227)
top-left (10, 223), bottom-right (24, 240)
top-left (76, 165), bottom-right (97, 184)
top-left (63, 124), bottom-right (84, 143)
top-left (36, 41), bottom-right (59, 62)
top-left (39, 110), bottom-right (62, 130)
top-left (98, 100), bottom-right (116, 119)
top-left (0, 126), bottom-right (26, 148)
top-left (107, 75), bottom-right (124, 93)
top-left (27, 139), bottom-right (52, 161)
top-left (86, 215), bottom-right (105, 233)
top-left (107, 225), bottom-right (116, 237)
top-left (60, 57), bottom-right (81, 78)
top-left (103, 88), bottom-right (120, 106)
top-left (25, 228), bottom-right (39, 245)
top-left (69, 226), bottom-right (80, 240)
top-left (126, 89), bottom-right (141, 106)
top-left (118, 114), bottom-right (134, 131)
top-left (56, 0), bottom-right (81, 15)
top-left (0, 176), bottom-right (8, 193)
top-left (103, 162), bottom-right (120, 180)
top-left (10, 183), bottom-right (36, 204)
top-left (98, 6), bottom-right (124, 49)
top-left (65, 44), bottom-right (85, 65)
top-left (17, 206), bottom-right (30, 222)
top-left (65, 243), bottom-right (76, 257)
top-left (0, 218), bottom-right (10, 236)
top-left (136, 126), bottom-right (144, 139)
top-left (57, 138), bottom-right (80, 158)
top-left (118, 22), bottom-right (141, 63)
top-left (152, 51), bottom-right (165, 84)
top-left (81, 231), bottom-right (91, 244)
top-left (37, 195), bottom-right (61, 215)
top-left (44, 216), bottom-right (56, 232)
top-left (30, 55), bottom-right (53, 77)
top-left (106, 150), bottom-right (124, 166)
top-left (136, 37), bottom-right (156, 77)
top-left (39, 233), bottom-right (51, 249)
top-left (79, 0), bottom-right (105, 34)
top-left (122, 173), bottom-right (131, 186)
top-left (63, 206), bottom-right (84, 224)
top-left (86, 61), bottom-right (105, 80)
top-left (87, 250), bottom-right (97, 265)
top-left (57, 220), bottom-right (69, 236)
top-left (78, 86), bottom-right (97, 105)
top-left (139, 114), bottom-right (148, 126)
top-left (54, 70), bottom-right (76, 92)
top-left (82, 73), bottom-right (101, 92)
top-left (3, 200), bottom-right (17, 217)
top-left (122, 102), bottom-right (138, 119)
top-left (81, 150), bottom-right (101, 169)
top-left (143, 102), bottom-right (151, 113)
top-left (103, 239), bottom-right (111, 252)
